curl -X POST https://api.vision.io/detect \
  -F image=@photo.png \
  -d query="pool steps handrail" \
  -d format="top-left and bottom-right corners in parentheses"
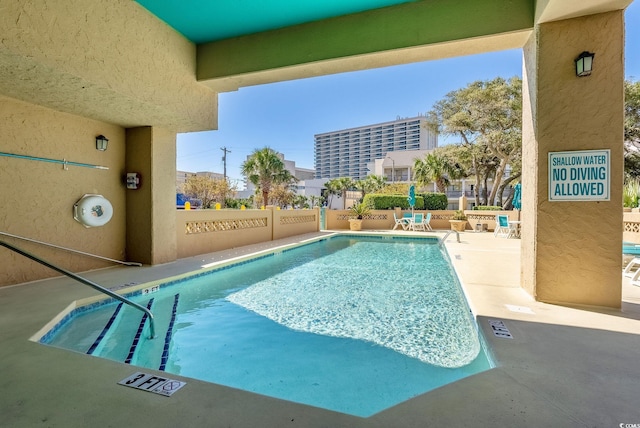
top-left (0, 240), bottom-right (155, 339)
top-left (439, 230), bottom-right (460, 246)
top-left (0, 231), bottom-right (142, 266)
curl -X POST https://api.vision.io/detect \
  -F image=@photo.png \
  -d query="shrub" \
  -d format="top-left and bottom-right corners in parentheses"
top-left (472, 205), bottom-right (503, 211)
top-left (624, 179), bottom-right (640, 208)
top-left (363, 192), bottom-right (446, 210)
top-left (420, 193), bottom-right (448, 210)
top-left (452, 210), bottom-right (467, 220)
top-left (363, 194), bottom-right (422, 210)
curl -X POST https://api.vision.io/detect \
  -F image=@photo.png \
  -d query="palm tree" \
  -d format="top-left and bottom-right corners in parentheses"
top-left (241, 147), bottom-right (296, 206)
top-left (413, 151), bottom-right (457, 194)
top-left (354, 175), bottom-right (387, 201)
top-left (325, 177), bottom-right (354, 209)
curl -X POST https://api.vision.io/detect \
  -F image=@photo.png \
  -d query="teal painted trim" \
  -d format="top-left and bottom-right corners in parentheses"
top-left (0, 151), bottom-right (108, 170)
top-left (136, 0), bottom-right (416, 43)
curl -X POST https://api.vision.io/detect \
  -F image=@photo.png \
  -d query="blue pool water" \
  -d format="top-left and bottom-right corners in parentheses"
top-left (624, 241), bottom-right (640, 255)
top-left (43, 235), bottom-right (492, 417)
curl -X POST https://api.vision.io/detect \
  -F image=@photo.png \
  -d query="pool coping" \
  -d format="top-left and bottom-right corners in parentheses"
top-left (2, 230), bottom-right (640, 427)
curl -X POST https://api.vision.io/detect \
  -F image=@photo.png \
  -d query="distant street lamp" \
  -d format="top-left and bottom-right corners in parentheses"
top-left (386, 156), bottom-right (395, 183)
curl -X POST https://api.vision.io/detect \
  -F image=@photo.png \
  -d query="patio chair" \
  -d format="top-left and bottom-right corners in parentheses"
top-left (393, 213), bottom-right (409, 230)
top-left (494, 215), bottom-right (510, 238)
top-left (423, 212), bottom-right (433, 231)
top-left (624, 257), bottom-right (640, 278)
top-left (411, 213), bottom-right (425, 231)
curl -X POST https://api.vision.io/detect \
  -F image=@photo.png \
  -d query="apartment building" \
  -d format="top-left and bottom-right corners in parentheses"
top-left (239, 152), bottom-right (316, 199)
top-left (176, 170), bottom-right (224, 191)
top-left (314, 115), bottom-right (437, 180)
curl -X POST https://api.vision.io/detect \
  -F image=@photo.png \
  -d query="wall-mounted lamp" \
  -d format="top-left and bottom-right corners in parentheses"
top-left (575, 51), bottom-right (595, 77)
top-left (95, 135), bottom-right (109, 151)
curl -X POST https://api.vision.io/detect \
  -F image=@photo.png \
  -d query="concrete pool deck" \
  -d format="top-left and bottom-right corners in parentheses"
top-left (1, 230), bottom-right (640, 427)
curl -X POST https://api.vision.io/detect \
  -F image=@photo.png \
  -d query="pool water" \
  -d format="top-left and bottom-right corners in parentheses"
top-left (43, 235), bottom-right (492, 417)
top-left (623, 241), bottom-right (640, 255)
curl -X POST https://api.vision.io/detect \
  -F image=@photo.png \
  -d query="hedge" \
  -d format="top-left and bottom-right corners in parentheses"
top-left (363, 192), bottom-right (447, 210)
top-left (472, 205), bottom-right (503, 210)
top-left (420, 193), bottom-right (448, 210)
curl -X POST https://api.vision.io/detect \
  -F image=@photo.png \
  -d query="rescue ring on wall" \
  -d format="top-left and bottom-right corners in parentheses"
top-left (73, 194), bottom-right (113, 228)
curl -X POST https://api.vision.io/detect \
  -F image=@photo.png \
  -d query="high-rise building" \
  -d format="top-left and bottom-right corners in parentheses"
top-left (314, 115), bottom-right (437, 180)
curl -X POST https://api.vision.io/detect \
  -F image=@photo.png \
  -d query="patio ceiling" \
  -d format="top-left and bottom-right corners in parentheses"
top-left (136, 0), bottom-right (632, 45)
top-left (135, 0), bottom-right (632, 92)
top-left (0, 0), bottom-right (631, 132)
top-left (134, 0), bottom-right (417, 44)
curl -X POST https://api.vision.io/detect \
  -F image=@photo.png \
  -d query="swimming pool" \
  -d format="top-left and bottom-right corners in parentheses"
top-left (40, 235), bottom-right (493, 417)
top-left (624, 241), bottom-right (640, 255)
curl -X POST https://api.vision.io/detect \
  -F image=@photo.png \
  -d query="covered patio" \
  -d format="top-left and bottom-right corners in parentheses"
top-left (0, 0), bottom-right (636, 425)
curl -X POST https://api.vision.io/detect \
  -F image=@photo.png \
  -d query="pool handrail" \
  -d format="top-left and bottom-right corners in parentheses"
top-left (0, 240), bottom-right (155, 339)
top-left (439, 230), bottom-right (460, 246)
top-left (0, 231), bottom-right (142, 266)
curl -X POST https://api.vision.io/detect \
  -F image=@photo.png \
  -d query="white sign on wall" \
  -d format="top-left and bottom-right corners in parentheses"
top-left (548, 149), bottom-right (610, 201)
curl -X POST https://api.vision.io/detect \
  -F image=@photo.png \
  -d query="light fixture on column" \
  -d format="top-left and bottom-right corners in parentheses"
top-left (95, 135), bottom-right (109, 151)
top-left (575, 51), bottom-right (595, 77)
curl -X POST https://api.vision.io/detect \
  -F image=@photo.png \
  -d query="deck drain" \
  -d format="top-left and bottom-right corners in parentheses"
top-left (488, 319), bottom-right (513, 339)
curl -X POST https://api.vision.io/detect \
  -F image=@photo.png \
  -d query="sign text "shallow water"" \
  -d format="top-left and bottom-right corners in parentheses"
top-left (548, 149), bottom-right (610, 201)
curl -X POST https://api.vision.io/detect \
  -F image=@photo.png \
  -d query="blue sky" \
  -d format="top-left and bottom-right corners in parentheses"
top-left (177, 2), bottom-right (640, 188)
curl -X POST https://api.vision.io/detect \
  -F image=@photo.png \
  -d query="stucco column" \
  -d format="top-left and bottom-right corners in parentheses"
top-left (521, 11), bottom-right (623, 308)
top-left (125, 127), bottom-right (177, 265)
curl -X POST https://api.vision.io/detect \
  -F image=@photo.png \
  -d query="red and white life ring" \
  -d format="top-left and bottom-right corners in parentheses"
top-left (73, 194), bottom-right (113, 228)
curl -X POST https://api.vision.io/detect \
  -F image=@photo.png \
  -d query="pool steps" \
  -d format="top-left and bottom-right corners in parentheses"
top-left (85, 294), bottom-right (181, 371)
top-left (160, 294), bottom-right (180, 371)
top-left (125, 298), bottom-right (155, 364)
top-left (86, 303), bottom-right (123, 355)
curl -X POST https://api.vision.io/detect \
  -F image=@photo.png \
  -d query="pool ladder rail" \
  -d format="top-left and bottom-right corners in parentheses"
top-left (0, 239), bottom-right (156, 339)
top-left (439, 230), bottom-right (460, 246)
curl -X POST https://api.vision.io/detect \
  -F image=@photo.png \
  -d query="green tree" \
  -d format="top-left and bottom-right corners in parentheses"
top-left (308, 195), bottom-right (325, 208)
top-left (625, 79), bottom-right (640, 181)
top-left (324, 177), bottom-right (353, 209)
top-left (429, 76), bottom-right (522, 206)
top-left (241, 147), bottom-right (296, 206)
top-left (182, 175), bottom-right (237, 209)
top-left (413, 150), bottom-right (459, 194)
top-left (354, 175), bottom-right (387, 201)
top-left (293, 194), bottom-right (309, 209)
top-left (268, 184), bottom-right (296, 208)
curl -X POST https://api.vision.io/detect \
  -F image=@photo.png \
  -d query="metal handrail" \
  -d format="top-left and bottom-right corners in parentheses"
top-left (439, 230), bottom-right (460, 246)
top-left (0, 231), bottom-right (142, 266)
top-left (0, 240), bottom-right (155, 338)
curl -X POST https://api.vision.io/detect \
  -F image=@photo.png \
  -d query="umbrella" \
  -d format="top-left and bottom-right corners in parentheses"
top-left (512, 182), bottom-right (522, 219)
top-left (408, 185), bottom-right (416, 214)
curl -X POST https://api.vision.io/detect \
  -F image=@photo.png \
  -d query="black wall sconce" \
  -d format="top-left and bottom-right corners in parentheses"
top-left (96, 135), bottom-right (109, 151)
top-left (575, 51), bottom-right (595, 77)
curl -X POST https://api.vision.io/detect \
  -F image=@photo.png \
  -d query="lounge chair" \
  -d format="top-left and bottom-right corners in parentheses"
top-left (393, 213), bottom-right (410, 230)
top-left (631, 269), bottom-right (640, 287)
top-left (423, 212), bottom-right (433, 231)
top-left (494, 215), bottom-right (511, 238)
top-left (411, 213), bottom-right (425, 231)
top-left (624, 257), bottom-right (640, 278)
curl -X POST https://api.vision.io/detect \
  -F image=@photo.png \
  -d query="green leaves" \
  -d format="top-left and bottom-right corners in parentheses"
top-left (241, 147), bottom-right (296, 206)
top-left (428, 76), bottom-right (522, 206)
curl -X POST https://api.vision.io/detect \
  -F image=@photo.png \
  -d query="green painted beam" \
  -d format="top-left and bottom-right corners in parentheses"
top-left (197, 0), bottom-right (534, 89)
